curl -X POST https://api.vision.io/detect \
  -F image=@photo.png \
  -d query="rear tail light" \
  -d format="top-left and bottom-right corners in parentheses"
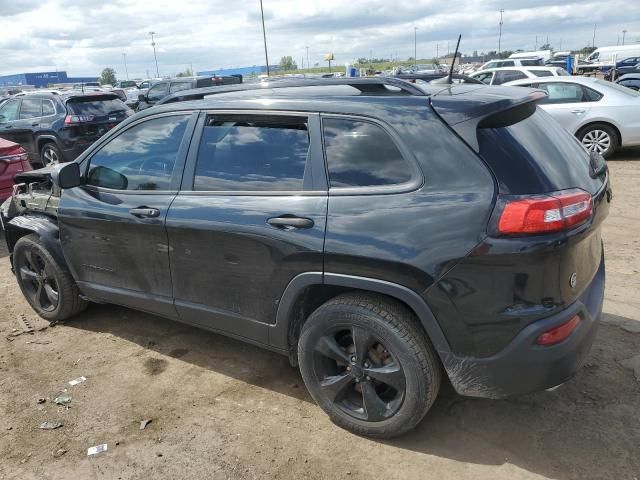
top-left (497, 189), bottom-right (593, 235)
top-left (0, 147), bottom-right (29, 175)
top-left (536, 315), bottom-right (581, 346)
top-left (64, 114), bottom-right (95, 125)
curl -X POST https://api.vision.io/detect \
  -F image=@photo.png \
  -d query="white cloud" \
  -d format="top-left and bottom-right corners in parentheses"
top-left (0, 0), bottom-right (638, 78)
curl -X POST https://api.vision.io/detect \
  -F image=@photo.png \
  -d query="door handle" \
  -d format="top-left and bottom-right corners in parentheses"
top-left (267, 216), bottom-right (314, 229)
top-left (571, 109), bottom-right (586, 114)
top-left (129, 207), bottom-right (160, 218)
top-left (31, 123), bottom-right (39, 127)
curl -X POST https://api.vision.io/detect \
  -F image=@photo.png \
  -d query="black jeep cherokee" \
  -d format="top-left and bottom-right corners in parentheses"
top-left (0, 92), bottom-right (131, 167)
top-left (1, 78), bottom-right (611, 438)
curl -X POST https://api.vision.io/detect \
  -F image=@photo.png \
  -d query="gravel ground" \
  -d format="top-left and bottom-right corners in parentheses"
top-left (0, 152), bottom-right (639, 480)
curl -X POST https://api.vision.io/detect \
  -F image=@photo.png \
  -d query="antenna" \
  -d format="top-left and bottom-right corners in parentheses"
top-left (448, 34), bottom-right (462, 84)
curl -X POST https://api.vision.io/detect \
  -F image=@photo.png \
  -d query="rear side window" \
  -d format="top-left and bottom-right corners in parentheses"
top-left (42, 100), bottom-right (55, 116)
top-left (536, 83), bottom-right (602, 104)
top-left (67, 97), bottom-right (128, 116)
top-left (520, 59), bottom-right (541, 66)
top-left (500, 61), bottom-right (515, 67)
top-left (19, 98), bottom-right (42, 119)
top-left (322, 118), bottom-right (411, 188)
top-left (477, 109), bottom-right (603, 194)
top-left (170, 82), bottom-right (192, 94)
top-left (493, 70), bottom-right (528, 85)
top-left (87, 115), bottom-right (189, 191)
top-left (194, 115), bottom-right (309, 191)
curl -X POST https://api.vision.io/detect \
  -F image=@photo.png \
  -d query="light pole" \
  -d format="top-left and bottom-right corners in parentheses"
top-left (149, 32), bottom-right (159, 77)
top-left (414, 27), bottom-right (417, 64)
top-left (122, 53), bottom-right (129, 80)
top-left (259, 0), bottom-right (270, 77)
top-left (306, 46), bottom-right (310, 72)
top-left (623, 30), bottom-right (627, 45)
top-left (498, 9), bottom-right (504, 54)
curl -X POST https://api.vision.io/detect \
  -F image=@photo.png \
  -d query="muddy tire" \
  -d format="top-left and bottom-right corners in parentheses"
top-left (13, 234), bottom-right (87, 322)
top-left (298, 292), bottom-right (441, 438)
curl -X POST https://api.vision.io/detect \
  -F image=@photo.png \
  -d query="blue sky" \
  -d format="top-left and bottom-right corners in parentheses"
top-left (0, 0), bottom-right (638, 78)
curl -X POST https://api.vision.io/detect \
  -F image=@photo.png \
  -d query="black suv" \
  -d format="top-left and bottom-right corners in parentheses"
top-left (1, 78), bottom-right (611, 438)
top-left (137, 75), bottom-right (243, 111)
top-left (0, 92), bottom-right (131, 166)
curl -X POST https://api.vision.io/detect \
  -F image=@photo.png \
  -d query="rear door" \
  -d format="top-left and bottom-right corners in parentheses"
top-left (59, 112), bottom-right (197, 317)
top-left (534, 82), bottom-right (599, 133)
top-left (0, 99), bottom-right (22, 145)
top-left (12, 97), bottom-right (43, 158)
top-left (166, 111), bottom-right (327, 343)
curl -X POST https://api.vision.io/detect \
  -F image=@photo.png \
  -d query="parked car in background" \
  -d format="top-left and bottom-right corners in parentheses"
top-left (136, 75), bottom-right (243, 111)
top-left (545, 51), bottom-right (571, 68)
top-left (605, 62), bottom-right (640, 81)
top-left (579, 45), bottom-right (640, 73)
top-left (616, 73), bottom-right (640, 91)
top-left (470, 66), bottom-right (568, 85)
top-left (409, 64), bottom-right (445, 74)
top-left (391, 72), bottom-right (483, 84)
top-left (0, 138), bottom-right (31, 201)
top-left (0, 92), bottom-right (132, 166)
top-left (115, 81), bottom-right (139, 88)
top-left (1, 78), bottom-right (610, 438)
top-left (480, 58), bottom-right (543, 70)
top-left (504, 76), bottom-right (640, 158)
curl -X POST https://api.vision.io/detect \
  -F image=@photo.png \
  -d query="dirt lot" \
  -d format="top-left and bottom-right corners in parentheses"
top-left (1, 153), bottom-right (639, 480)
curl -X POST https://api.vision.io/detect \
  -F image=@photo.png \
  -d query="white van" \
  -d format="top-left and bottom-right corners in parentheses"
top-left (580, 45), bottom-right (640, 71)
top-left (509, 50), bottom-right (553, 62)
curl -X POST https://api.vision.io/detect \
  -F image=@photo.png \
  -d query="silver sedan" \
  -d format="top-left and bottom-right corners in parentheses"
top-left (504, 76), bottom-right (640, 158)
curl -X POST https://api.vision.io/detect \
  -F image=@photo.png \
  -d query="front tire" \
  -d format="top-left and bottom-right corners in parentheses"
top-left (577, 123), bottom-right (618, 159)
top-left (13, 234), bottom-right (87, 322)
top-left (298, 293), bottom-right (441, 438)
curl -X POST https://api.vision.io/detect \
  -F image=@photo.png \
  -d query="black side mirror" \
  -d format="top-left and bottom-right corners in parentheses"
top-left (51, 162), bottom-right (81, 189)
top-left (138, 93), bottom-right (147, 102)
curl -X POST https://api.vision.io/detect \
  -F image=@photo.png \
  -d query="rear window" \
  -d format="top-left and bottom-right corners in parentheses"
top-left (530, 70), bottom-right (553, 77)
top-left (595, 79), bottom-right (640, 97)
top-left (477, 109), bottom-right (603, 195)
top-left (66, 97), bottom-right (129, 116)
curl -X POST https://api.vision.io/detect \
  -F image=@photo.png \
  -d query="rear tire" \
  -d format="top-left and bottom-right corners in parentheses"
top-left (13, 234), bottom-right (87, 322)
top-left (577, 123), bottom-right (618, 159)
top-left (40, 142), bottom-right (64, 167)
top-left (298, 292), bottom-right (441, 438)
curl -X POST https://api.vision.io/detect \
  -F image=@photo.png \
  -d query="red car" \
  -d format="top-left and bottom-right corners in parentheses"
top-left (0, 138), bottom-right (31, 202)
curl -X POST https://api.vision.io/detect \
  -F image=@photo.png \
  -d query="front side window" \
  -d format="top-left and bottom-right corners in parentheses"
top-left (170, 82), bottom-right (192, 94)
top-left (323, 118), bottom-right (412, 188)
top-left (147, 83), bottom-right (169, 102)
top-left (86, 115), bottom-right (189, 190)
top-left (193, 115), bottom-right (309, 191)
top-left (0, 99), bottom-right (20, 122)
top-left (475, 72), bottom-right (494, 84)
top-left (493, 70), bottom-right (528, 85)
top-left (19, 98), bottom-right (42, 119)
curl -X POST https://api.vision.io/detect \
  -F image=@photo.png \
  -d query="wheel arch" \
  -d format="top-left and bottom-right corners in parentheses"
top-left (5, 215), bottom-right (69, 274)
top-left (269, 272), bottom-right (452, 363)
top-left (36, 135), bottom-right (62, 153)
top-left (575, 120), bottom-right (622, 147)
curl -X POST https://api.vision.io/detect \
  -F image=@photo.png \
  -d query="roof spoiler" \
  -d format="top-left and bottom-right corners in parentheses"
top-left (430, 88), bottom-right (547, 152)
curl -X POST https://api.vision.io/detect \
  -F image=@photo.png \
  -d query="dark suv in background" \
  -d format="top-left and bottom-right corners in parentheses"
top-left (136, 75), bottom-right (242, 111)
top-left (0, 92), bottom-right (131, 166)
top-left (1, 78), bottom-right (611, 438)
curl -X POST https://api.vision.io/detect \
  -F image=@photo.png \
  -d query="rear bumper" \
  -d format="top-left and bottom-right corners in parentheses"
top-left (442, 254), bottom-right (605, 398)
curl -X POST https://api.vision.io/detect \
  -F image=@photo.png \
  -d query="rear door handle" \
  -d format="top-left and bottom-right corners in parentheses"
top-left (31, 123), bottom-right (39, 127)
top-left (571, 109), bottom-right (586, 114)
top-left (129, 207), bottom-right (160, 218)
top-left (267, 216), bottom-right (314, 229)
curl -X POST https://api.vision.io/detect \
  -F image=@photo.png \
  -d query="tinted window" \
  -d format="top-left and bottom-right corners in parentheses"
top-left (170, 82), bottom-right (192, 94)
top-left (42, 100), bottom-right (55, 116)
top-left (520, 59), bottom-right (541, 66)
top-left (147, 83), bottom-right (169, 102)
top-left (475, 72), bottom-right (494, 84)
top-left (19, 98), bottom-right (42, 119)
top-left (194, 115), bottom-right (309, 191)
top-left (531, 70), bottom-right (553, 77)
top-left (501, 61), bottom-right (515, 67)
top-left (67, 97), bottom-right (129, 116)
top-left (323, 118), bottom-right (411, 188)
top-left (477, 109), bottom-right (602, 194)
top-left (87, 115), bottom-right (189, 191)
top-left (493, 70), bottom-right (528, 85)
top-left (0, 99), bottom-right (20, 122)
top-left (535, 83), bottom-right (601, 104)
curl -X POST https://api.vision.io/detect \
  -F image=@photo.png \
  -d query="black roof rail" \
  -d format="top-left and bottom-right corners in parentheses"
top-left (157, 77), bottom-right (427, 106)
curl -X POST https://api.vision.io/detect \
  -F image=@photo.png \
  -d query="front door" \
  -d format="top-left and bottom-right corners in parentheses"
top-left (166, 112), bottom-right (327, 343)
top-left (0, 99), bottom-right (22, 146)
top-left (58, 112), bottom-right (197, 318)
top-left (535, 82), bottom-right (595, 133)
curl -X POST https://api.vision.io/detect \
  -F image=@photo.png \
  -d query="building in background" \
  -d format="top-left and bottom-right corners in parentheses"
top-left (0, 71), bottom-right (99, 88)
